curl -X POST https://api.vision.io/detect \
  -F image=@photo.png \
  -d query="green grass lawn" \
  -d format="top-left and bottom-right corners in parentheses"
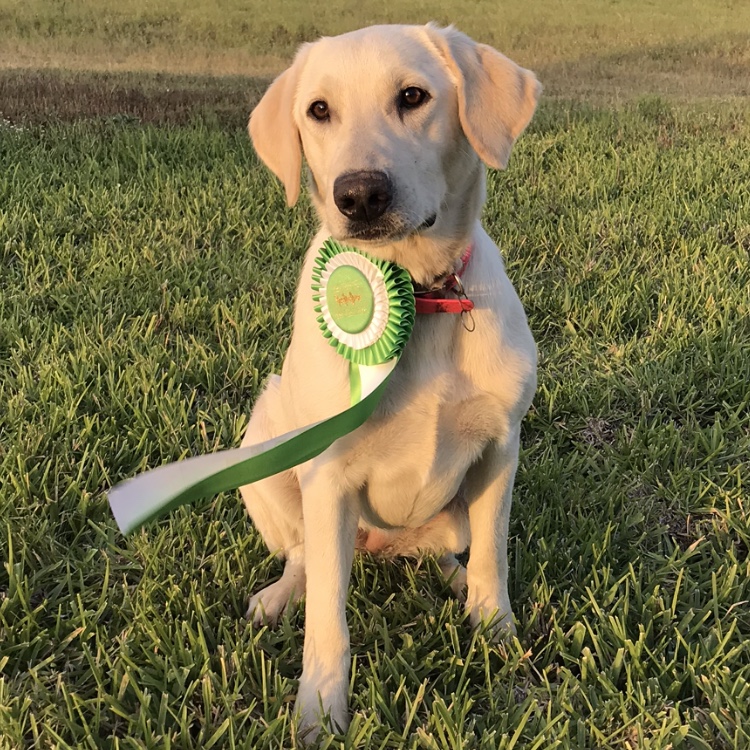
top-left (1, 98), bottom-right (749, 748)
top-left (2, 0), bottom-right (750, 745)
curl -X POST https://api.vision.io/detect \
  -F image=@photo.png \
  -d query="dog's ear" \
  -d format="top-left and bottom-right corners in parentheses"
top-left (425, 24), bottom-right (541, 170)
top-left (249, 45), bottom-right (310, 206)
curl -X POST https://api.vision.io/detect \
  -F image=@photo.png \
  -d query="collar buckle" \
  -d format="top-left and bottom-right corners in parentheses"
top-left (411, 243), bottom-right (475, 328)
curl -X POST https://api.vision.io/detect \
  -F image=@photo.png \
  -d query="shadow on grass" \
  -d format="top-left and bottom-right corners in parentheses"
top-left (1, 33), bottom-right (748, 127)
top-left (0, 68), bottom-right (268, 127)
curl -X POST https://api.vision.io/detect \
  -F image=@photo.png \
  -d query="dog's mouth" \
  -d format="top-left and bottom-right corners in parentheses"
top-left (416, 213), bottom-right (437, 231)
top-left (345, 223), bottom-right (398, 242)
top-left (342, 213), bottom-right (438, 243)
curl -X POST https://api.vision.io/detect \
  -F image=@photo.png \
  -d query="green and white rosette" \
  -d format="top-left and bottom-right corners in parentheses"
top-left (107, 239), bottom-right (414, 535)
top-left (312, 238), bottom-right (414, 404)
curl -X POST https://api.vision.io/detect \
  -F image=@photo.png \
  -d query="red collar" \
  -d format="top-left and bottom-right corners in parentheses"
top-left (413, 244), bottom-right (474, 315)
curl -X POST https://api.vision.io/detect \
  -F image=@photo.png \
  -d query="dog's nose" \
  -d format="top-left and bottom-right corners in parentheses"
top-left (333, 171), bottom-right (392, 222)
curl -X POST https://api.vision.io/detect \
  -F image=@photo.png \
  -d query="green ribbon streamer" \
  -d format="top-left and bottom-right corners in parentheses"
top-left (349, 362), bottom-right (362, 406)
top-left (108, 371), bottom-right (392, 535)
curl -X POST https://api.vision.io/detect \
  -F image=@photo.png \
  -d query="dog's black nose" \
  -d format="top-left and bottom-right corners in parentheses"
top-left (333, 171), bottom-right (392, 222)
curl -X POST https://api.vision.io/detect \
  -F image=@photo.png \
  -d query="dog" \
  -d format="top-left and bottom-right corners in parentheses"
top-left (241, 23), bottom-right (541, 738)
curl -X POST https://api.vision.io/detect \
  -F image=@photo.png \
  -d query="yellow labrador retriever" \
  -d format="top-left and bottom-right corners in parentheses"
top-left (242, 23), bottom-right (540, 737)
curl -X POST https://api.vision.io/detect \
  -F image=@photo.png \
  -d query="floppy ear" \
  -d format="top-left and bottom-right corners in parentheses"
top-left (425, 25), bottom-right (541, 169)
top-left (248, 45), bottom-right (310, 206)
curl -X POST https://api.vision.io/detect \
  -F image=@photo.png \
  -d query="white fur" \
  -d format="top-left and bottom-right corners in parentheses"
top-left (243, 23), bottom-right (541, 739)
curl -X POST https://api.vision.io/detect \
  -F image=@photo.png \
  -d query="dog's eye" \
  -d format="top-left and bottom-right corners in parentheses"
top-left (308, 100), bottom-right (330, 121)
top-left (399, 87), bottom-right (429, 111)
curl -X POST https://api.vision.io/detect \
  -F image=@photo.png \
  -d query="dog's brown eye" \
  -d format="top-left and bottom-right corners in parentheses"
top-left (399, 87), bottom-right (429, 110)
top-left (309, 100), bottom-right (330, 121)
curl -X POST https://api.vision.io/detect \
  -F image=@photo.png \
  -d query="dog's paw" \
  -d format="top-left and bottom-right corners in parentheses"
top-left (466, 593), bottom-right (516, 641)
top-left (294, 671), bottom-right (349, 743)
top-left (246, 568), bottom-right (305, 626)
top-left (438, 555), bottom-right (468, 603)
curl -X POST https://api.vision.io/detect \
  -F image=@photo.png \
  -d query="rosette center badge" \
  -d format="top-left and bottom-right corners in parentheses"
top-left (326, 265), bottom-right (375, 333)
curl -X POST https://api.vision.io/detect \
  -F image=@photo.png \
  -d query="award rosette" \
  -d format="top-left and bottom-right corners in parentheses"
top-left (312, 238), bottom-right (414, 403)
top-left (107, 239), bottom-right (415, 535)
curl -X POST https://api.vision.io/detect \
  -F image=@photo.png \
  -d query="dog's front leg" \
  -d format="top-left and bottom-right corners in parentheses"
top-left (294, 462), bottom-right (358, 740)
top-left (464, 429), bottom-right (521, 638)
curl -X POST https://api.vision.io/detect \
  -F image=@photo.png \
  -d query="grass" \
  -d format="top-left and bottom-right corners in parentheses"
top-left (1, 95), bottom-right (749, 747)
top-left (1, 0), bottom-right (749, 99)
top-left (1, 0), bottom-right (750, 745)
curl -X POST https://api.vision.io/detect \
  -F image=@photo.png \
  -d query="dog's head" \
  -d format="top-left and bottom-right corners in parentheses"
top-left (250, 24), bottom-right (540, 252)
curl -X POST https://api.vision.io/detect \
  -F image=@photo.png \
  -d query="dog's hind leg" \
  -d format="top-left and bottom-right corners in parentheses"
top-left (438, 554), bottom-right (468, 602)
top-left (240, 376), bottom-right (306, 625)
top-left (245, 539), bottom-right (305, 625)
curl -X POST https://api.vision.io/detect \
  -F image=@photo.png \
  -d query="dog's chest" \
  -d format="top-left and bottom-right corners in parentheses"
top-left (342, 319), bottom-right (501, 529)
